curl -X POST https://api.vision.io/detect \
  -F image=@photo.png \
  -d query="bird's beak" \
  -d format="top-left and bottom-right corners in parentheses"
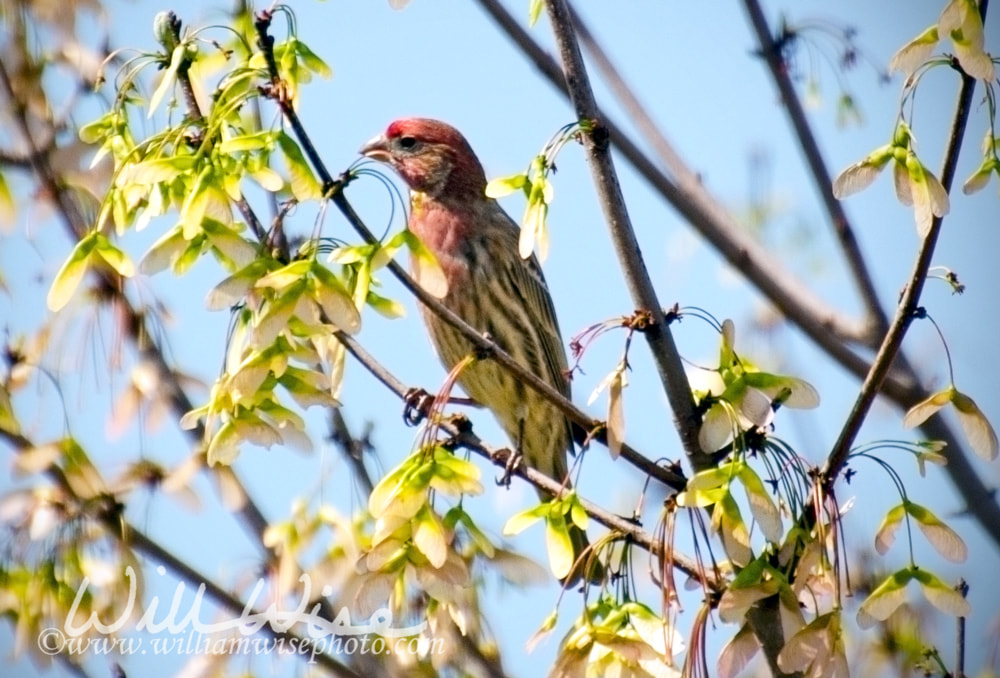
top-left (359, 134), bottom-right (391, 162)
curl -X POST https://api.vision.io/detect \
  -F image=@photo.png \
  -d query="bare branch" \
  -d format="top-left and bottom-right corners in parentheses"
top-left (741, 0), bottom-right (886, 334)
top-left (542, 0), bottom-right (705, 466)
top-left (328, 408), bottom-right (375, 496)
top-left (825, 39), bottom-right (985, 483)
top-left (475, 0), bottom-right (875, 353)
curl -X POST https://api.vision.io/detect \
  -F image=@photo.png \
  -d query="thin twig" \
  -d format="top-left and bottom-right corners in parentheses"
top-left (741, 0), bottom-right (886, 337)
top-left (824, 34), bottom-right (985, 484)
top-left (475, 0), bottom-right (874, 350)
top-left (249, 12), bottom-right (686, 491)
top-left (475, 0), bottom-right (1000, 551)
top-left (956, 578), bottom-right (968, 678)
top-left (328, 408), bottom-right (375, 496)
top-left (331, 326), bottom-right (686, 497)
top-left (0, 57), bottom-right (272, 545)
top-left (330, 331), bottom-right (718, 585)
top-left (542, 0), bottom-right (705, 465)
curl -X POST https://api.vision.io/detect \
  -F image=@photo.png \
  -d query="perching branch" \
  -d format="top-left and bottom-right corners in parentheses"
top-left (328, 326), bottom-right (711, 587)
top-left (543, 0), bottom-right (705, 466)
top-left (478, 0), bottom-right (1000, 552)
top-left (249, 11), bottom-right (687, 492)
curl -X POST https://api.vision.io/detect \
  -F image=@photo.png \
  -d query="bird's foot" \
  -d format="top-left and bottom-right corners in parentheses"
top-left (402, 387), bottom-right (434, 426)
top-left (495, 447), bottom-right (524, 488)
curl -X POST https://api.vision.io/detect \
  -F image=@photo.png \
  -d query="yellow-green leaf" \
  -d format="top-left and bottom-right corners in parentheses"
top-left (278, 132), bottom-right (321, 201)
top-left (485, 173), bottom-right (527, 198)
top-left (412, 505), bottom-right (448, 568)
top-left (906, 502), bottom-right (967, 562)
top-left (310, 262), bottom-right (362, 334)
top-left (857, 569), bottom-right (912, 628)
top-left (903, 386), bottom-right (954, 428)
top-left (545, 513), bottom-right (574, 580)
top-left (148, 43), bottom-right (187, 117)
top-left (93, 234), bottom-right (135, 277)
top-left (502, 503), bottom-right (547, 536)
top-left (47, 234), bottom-right (98, 311)
top-left (951, 389), bottom-right (999, 460)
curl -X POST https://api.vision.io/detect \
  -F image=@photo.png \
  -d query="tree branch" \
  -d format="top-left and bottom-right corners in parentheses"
top-left (542, 0), bottom-right (705, 466)
top-left (328, 408), bottom-right (375, 496)
top-left (740, 0), bottom-right (886, 336)
top-left (475, 0), bottom-right (875, 353)
top-left (0, 56), bottom-right (273, 549)
top-left (825, 31), bottom-right (985, 484)
top-left (248, 11), bottom-right (687, 492)
top-left (327, 327), bottom-right (710, 588)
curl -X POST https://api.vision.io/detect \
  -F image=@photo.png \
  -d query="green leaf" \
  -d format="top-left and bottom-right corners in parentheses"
top-left (139, 224), bottom-right (187, 275)
top-left (429, 450), bottom-right (484, 497)
top-left (569, 497), bottom-right (589, 531)
top-left (445, 506), bottom-right (496, 558)
top-left (201, 220), bottom-right (256, 270)
top-left (295, 40), bottom-right (333, 78)
top-left (47, 233), bottom-right (98, 311)
top-left (310, 262), bottom-right (362, 334)
top-left (902, 386), bottom-right (953, 428)
top-left (93, 234), bottom-right (135, 277)
top-left (256, 259), bottom-right (313, 291)
top-left (528, 0), bottom-right (544, 27)
top-left (0, 172), bottom-right (13, 223)
top-left (545, 513), bottom-right (574, 580)
top-left (148, 43), bottom-right (188, 118)
top-left (124, 155), bottom-right (197, 185)
top-left (485, 173), bottom-right (527, 198)
top-left (906, 502), bottom-right (967, 562)
top-left (888, 25), bottom-right (939, 77)
top-left (912, 568), bottom-right (971, 617)
top-left (736, 464), bottom-right (782, 543)
top-left (951, 389), bottom-right (999, 460)
top-left (743, 372), bottom-right (819, 409)
top-left (857, 568), bottom-right (913, 628)
top-left (207, 420), bottom-right (240, 466)
top-left (366, 290), bottom-right (406, 318)
top-left (278, 366), bottom-right (338, 409)
top-left (874, 503), bottom-right (907, 555)
top-left (218, 131), bottom-right (274, 154)
top-left (832, 144), bottom-right (893, 198)
top-left (502, 503), bottom-right (547, 536)
top-left (412, 505), bottom-right (448, 568)
top-left (401, 230), bottom-right (447, 298)
top-left (252, 280), bottom-right (305, 348)
top-left (277, 132), bottom-right (321, 201)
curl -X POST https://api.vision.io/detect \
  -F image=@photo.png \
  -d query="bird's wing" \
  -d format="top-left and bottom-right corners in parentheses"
top-left (482, 214), bottom-right (571, 402)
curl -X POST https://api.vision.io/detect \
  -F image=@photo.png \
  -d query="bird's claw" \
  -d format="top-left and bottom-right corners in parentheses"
top-left (403, 387), bottom-right (434, 426)
top-left (495, 448), bottom-right (524, 488)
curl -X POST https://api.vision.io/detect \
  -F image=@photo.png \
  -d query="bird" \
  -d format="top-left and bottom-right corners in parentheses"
top-left (360, 118), bottom-right (599, 584)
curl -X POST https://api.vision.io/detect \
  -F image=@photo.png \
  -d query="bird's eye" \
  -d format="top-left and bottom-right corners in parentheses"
top-left (398, 136), bottom-right (417, 150)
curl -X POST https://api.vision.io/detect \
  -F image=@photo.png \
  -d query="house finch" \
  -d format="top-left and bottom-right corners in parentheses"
top-left (360, 118), bottom-right (598, 583)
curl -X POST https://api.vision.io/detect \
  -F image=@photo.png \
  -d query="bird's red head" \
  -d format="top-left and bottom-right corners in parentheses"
top-left (360, 118), bottom-right (487, 199)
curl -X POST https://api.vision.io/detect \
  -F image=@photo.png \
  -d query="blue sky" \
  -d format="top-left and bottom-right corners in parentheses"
top-left (2, 0), bottom-right (999, 676)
